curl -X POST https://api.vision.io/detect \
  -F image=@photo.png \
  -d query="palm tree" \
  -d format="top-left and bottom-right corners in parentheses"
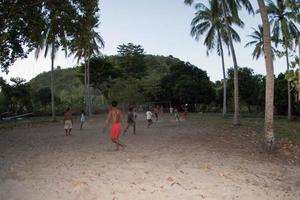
top-left (266, 0), bottom-right (299, 120)
top-left (256, 0), bottom-right (276, 151)
top-left (189, 1), bottom-right (242, 117)
top-left (70, 13), bottom-right (104, 116)
top-left (245, 25), bottom-right (277, 60)
top-left (35, 10), bottom-right (69, 121)
top-left (185, 0), bottom-right (254, 126)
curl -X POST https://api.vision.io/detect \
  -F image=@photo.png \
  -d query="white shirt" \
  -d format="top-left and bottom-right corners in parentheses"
top-left (146, 111), bottom-right (152, 120)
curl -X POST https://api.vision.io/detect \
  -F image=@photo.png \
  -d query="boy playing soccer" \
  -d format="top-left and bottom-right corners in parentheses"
top-left (104, 101), bottom-right (125, 151)
top-left (123, 107), bottom-right (136, 135)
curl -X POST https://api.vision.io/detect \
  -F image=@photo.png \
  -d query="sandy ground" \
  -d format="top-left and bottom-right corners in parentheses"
top-left (0, 114), bottom-right (299, 200)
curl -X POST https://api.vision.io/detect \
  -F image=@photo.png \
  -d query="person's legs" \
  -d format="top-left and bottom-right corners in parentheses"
top-left (80, 122), bottom-right (83, 130)
top-left (133, 123), bottom-right (136, 135)
top-left (65, 129), bottom-right (68, 136)
top-left (69, 128), bottom-right (72, 135)
top-left (111, 123), bottom-right (124, 150)
top-left (123, 123), bottom-right (129, 135)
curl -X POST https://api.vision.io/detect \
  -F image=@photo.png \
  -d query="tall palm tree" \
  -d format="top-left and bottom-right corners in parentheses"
top-left (256, 0), bottom-right (276, 151)
top-left (245, 25), bottom-right (277, 60)
top-left (185, 0), bottom-right (254, 125)
top-left (70, 13), bottom-right (104, 116)
top-left (35, 9), bottom-right (69, 121)
top-left (266, 0), bottom-right (299, 120)
top-left (190, 1), bottom-right (242, 117)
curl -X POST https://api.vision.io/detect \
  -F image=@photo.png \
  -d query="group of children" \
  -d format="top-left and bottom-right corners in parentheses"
top-left (63, 102), bottom-right (186, 151)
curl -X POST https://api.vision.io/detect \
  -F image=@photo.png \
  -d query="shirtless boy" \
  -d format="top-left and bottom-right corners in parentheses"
top-left (104, 101), bottom-right (125, 151)
top-left (123, 107), bottom-right (136, 135)
top-left (64, 107), bottom-right (73, 136)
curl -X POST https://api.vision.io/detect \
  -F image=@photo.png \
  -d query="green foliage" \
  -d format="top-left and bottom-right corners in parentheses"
top-left (117, 43), bottom-right (147, 78)
top-left (30, 67), bottom-right (85, 114)
top-left (245, 25), bottom-right (278, 60)
top-left (227, 67), bottom-right (265, 112)
top-left (108, 78), bottom-right (145, 107)
top-left (1, 0), bottom-right (103, 73)
top-left (79, 57), bottom-right (121, 97)
top-left (0, 0), bottom-right (45, 73)
top-left (0, 77), bottom-right (32, 113)
top-left (266, 0), bottom-right (299, 48)
top-left (160, 61), bottom-right (214, 110)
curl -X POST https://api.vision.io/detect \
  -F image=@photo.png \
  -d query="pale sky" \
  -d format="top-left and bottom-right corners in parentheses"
top-left (1, 0), bottom-right (290, 83)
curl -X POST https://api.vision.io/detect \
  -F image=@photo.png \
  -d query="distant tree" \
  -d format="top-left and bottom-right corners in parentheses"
top-left (5, 78), bottom-right (32, 113)
top-left (108, 78), bottom-right (145, 107)
top-left (79, 57), bottom-right (120, 98)
top-left (274, 73), bottom-right (288, 115)
top-left (36, 87), bottom-right (52, 107)
top-left (228, 67), bottom-right (263, 112)
top-left (160, 61), bottom-right (214, 111)
top-left (117, 43), bottom-right (147, 78)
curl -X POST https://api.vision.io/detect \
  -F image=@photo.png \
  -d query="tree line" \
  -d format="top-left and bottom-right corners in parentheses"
top-left (2, 43), bottom-right (299, 119)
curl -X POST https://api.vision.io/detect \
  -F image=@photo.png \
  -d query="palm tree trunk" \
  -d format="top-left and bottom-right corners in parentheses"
top-left (298, 38), bottom-right (300, 101)
top-left (50, 46), bottom-right (56, 121)
top-left (286, 47), bottom-right (292, 120)
top-left (84, 59), bottom-right (88, 114)
top-left (257, 0), bottom-right (275, 151)
top-left (87, 57), bottom-right (92, 116)
top-left (217, 29), bottom-right (227, 117)
top-left (220, 0), bottom-right (240, 125)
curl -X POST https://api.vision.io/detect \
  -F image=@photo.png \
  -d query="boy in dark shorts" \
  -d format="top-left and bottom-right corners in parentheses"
top-left (123, 107), bottom-right (136, 135)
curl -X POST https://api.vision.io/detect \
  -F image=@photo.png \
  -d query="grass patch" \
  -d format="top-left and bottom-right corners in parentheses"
top-left (0, 116), bottom-right (55, 130)
top-left (190, 113), bottom-right (300, 142)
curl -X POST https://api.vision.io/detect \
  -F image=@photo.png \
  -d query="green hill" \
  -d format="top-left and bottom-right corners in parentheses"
top-left (28, 54), bottom-right (183, 113)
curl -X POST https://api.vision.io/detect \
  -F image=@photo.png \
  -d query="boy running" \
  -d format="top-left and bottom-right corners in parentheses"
top-left (123, 107), bottom-right (136, 135)
top-left (64, 107), bottom-right (73, 136)
top-left (104, 101), bottom-right (125, 151)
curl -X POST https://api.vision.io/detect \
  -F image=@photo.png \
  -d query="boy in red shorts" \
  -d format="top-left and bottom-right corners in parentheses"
top-left (104, 101), bottom-right (125, 151)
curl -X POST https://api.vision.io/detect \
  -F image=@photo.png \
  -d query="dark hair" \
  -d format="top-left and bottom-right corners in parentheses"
top-left (129, 107), bottom-right (133, 112)
top-left (111, 101), bottom-right (118, 107)
top-left (81, 110), bottom-right (84, 113)
top-left (66, 107), bottom-right (70, 111)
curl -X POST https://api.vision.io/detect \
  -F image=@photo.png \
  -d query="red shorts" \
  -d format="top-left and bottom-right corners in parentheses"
top-left (111, 123), bottom-right (121, 140)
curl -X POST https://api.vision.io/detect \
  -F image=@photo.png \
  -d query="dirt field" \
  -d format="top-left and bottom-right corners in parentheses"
top-left (0, 114), bottom-right (299, 200)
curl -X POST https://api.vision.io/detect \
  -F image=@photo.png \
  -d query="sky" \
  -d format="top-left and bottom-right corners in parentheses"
top-left (1, 0), bottom-right (290, 83)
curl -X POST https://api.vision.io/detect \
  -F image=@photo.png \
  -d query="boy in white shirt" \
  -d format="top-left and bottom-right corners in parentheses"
top-left (146, 108), bottom-right (153, 128)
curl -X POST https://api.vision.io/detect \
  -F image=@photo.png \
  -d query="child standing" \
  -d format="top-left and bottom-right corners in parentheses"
top-left (146, 108), bottom-right (153, 128)
top-left (64, 107), bottom-right (73, 136)
top-left (80, 110), bottom-right (85, 130)
top-left (174, 108), bottom-right (180, 122)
